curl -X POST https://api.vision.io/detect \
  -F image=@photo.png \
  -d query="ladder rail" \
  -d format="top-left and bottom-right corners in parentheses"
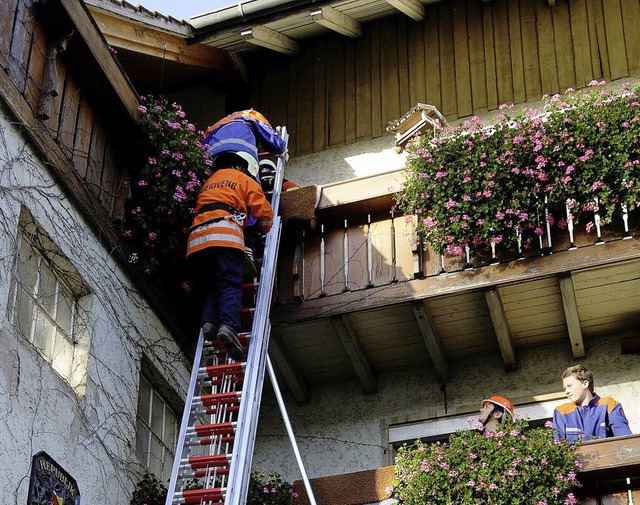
top-left (165, 330), bottom-right (206, 505)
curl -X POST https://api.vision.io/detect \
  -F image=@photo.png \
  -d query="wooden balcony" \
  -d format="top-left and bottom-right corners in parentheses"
top-left (269, 170), bottom-right (640, 403)
top-left (292, 434), bottom-right (640, 505)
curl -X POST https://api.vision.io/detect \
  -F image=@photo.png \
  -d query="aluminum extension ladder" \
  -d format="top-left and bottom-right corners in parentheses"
top-left (165, 128), bottom-right (317, 505)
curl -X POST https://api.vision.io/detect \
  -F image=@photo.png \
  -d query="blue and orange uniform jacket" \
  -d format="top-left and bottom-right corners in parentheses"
top-left (186, 168), bottom-right (273, 257)
top-left (553, 394), bottom-right (632, 441)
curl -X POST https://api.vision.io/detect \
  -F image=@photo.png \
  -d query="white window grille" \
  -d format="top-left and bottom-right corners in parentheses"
top-left (9, 216), bottom-right (91, 396)
top-left (136, 375), bottom-right (178, 482)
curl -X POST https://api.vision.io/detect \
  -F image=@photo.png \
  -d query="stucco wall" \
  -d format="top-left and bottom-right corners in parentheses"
top-left (253, 335), bottom-right (640, 483)
top-left (0, 103), bottom-right (190, 503)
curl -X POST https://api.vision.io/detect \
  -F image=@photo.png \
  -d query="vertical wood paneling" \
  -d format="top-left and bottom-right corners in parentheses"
top-left (493, 0), bottom-right (515, 104)
top-left (438, 4), bottom-right (457, 117)
top-left (296, 46), bottom-right (314, 155)
top-left (452, 0), bottom-right (472, 117)
top-left (248, 0), bottom-right (640, 156)
top-left (313, 39), bottom-right (327, 152)
top-left (346, 224), bottom-right (369, 291)
top-left (355, 29), bottom-right (373, 139)
top-left (25, 23), bottom-right (46, 114)
top-left (8, 0), bottom-right (35, 93)
top-left (425, 8), bottom-right (441, 109)
top-left (621, 0), bottom-right (640, 73)
top-left (568, 0), bottom-right (593, 88)
top-left (508, 0), bottom-right (526, 104)
top-left (407, 20), bottom-right (426, 106)
top-left (370, 219), bottom-right (395, 286)
top-left (73, 95), bottom-right (93, 178)
top-left (269, 62), bottom-right (289, 132)
top-left (536, 1), bottom-right (560, 94)
top-left (323, 227), bottom-right (346, 296)
top-left (0, 0), bottom-right (19, 65)
top-left (380, 18), bottom-right (400, 126)
top-left (482, 3), bottom-right (499, 110)
top-left (602, 0), bottom-right (629, 79)
top-left (302, 234), bottom-right (322, 300)
top-left (519, 0), bottom-right (541, 101)
top-left (100, 142), bottom-right (117, 211)
top-left (57, 76), bottom-right (80, 158)
top-left (370, 23), bottom-right (382, 137)
top-left (588, 0), bottom-right (610, 80)
top-left (397, 16), bottom-right (410, 115)
top-left (41, 58), bottom-right (67, 138)
top-left (327, 37), bottom-right (345, 147)
top-left (87, 122), bottom-right (106, 191)
top-left (553, 2), bottom-right (577, 92)
top-left (286, 58), bottom-right (298, 154)
top-left (467, 0), bottom-right (488, 112)
top-left (344, 39), bottom-right (357, 145)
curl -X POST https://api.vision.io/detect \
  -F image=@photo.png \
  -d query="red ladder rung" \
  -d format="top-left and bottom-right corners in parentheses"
top-left (187, 454), bottom-right (230, 470)
top-left (202, 363), bottom-right (245, 379)
top-left (195, 435), bottom-right (235, 445)
top-left (179, 487), bottom-right (224, 504)
top-left (194, 422), bottom-right (235, 437)
top-left (198, 391), bottom-right (241, 408)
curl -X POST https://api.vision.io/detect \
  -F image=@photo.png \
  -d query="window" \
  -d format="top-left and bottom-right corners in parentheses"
top-left (9, 211), bottom-right (91, 395)
top-left (136, 375), bottom-right (178, 482)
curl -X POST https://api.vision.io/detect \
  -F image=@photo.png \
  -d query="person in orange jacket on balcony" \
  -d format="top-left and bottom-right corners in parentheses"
top-left (553, 364), bottom-right (632, 442)
top-left (479, 395), bottom-right (515, 434)
top-left (186, 151), bottom-right (274, 361)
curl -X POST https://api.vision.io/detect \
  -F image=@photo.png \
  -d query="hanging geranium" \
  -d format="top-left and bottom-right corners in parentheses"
top-left (396, 82), bottom-right (640, 255)
top-left (122, 95), bottom-right (212, 277)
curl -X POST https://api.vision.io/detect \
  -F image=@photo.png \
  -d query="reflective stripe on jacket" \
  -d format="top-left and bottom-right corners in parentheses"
top-left (187, 168), bottom-right (273, 257)
top-left (553, 394), bottom-right (632, 441)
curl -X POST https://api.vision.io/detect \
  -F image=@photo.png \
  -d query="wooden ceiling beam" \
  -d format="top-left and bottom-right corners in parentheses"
top-left (485, 289), bottom-right (517, 370)
top-left (269, 336), bottom-right (310, 405)
top-left (90, 10), bottom-right (227, 69)
top-left (310, 6), bottom-right (362, 38)
top-left (385, 0), bottom-right (425, 21)
top-left (331, 315), bottom-right (377, 394)
top-left (558, 275), bottom-right (586, 358)
top-left (241, 26), bottom-right (299, 55)
top-left (411, 301), bottom-right (450, 381)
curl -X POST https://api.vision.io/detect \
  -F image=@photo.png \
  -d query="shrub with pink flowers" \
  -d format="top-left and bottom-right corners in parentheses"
top-left (123, 95), bottom-right (212, 277)
top-left (397, 82), bottom-right (640, 255)
top-left (247, 470), bottom-right (297, 505)
top-left (390, 419), bottom-right (581, 505)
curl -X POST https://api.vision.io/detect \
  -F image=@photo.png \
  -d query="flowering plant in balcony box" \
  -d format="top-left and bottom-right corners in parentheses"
top-left (389, 419), bottom-right (582, 505)
top-left (130, 472), bottom-right (167, 505)
top-left (123, 95), bottom-right (212, 277)
top-left (397, 83), bottom-right (640, 256)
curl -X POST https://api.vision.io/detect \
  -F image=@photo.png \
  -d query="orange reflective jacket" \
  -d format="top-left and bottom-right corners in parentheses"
top-left (187, 168), bottom-right (273, 257)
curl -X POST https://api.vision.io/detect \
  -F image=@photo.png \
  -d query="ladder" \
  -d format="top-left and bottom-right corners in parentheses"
top-left (166, 128), bottom-right (312, 505)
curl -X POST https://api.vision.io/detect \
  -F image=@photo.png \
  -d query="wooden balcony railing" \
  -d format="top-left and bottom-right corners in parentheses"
top-left (292, 434), bottom-right (640, 505)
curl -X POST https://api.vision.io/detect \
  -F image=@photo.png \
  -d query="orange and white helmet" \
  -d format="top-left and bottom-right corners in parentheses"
top-left (482, 395), bottom-right (515, 419)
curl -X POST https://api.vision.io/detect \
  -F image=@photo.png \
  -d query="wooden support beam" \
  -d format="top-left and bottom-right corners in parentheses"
top-left (311, 6), bottom-right (362, 38)
top-left (90, 10), bottom-right (228, 69)
top-left (58, 0), bottom-right (139, 121)
top-left (269, 336), bottom-right (310, 404)
top-left (411, 301), bottom-right (450, 381)
top-left (331, 315), bottom-right (377, 394)
top-left (241, 26), bottom-right (299, 55)
top-left (385, 0), bottom-right (425, 21)
top-left (558, 275), bottom-right (586, 358)
top-left (272, 238), bottom-right (640, 325)
top-left (485, 289), bottom-right (517, 370)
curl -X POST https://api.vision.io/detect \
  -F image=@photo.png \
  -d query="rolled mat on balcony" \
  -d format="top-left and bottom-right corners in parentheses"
top-left (293, 466), bottom-right (395, 505)
top-left (279, 184), bottom-right (321, 229)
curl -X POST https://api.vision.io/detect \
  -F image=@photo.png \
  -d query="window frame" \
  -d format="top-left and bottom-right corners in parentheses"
top-left (8, 212), bottom-right (91, 395)
top-left (135, 374), bottom-right (178, 482)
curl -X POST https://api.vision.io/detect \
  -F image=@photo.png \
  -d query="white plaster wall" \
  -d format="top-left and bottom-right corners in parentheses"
top-left (0, 103), bottom-right (190, 504)
top-left (252, 335), bottom-right (640, 483)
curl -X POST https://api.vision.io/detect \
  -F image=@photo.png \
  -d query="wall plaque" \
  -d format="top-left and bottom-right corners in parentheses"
top-left (27, 452), bottom-right (80, 505)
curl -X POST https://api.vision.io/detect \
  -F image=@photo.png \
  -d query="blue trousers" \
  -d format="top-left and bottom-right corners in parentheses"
top-left (189, 247), bottom-right (245, 331)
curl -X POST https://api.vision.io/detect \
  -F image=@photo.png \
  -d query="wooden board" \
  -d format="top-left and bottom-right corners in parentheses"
top-left (552, 1), bottom-right (576, 92)
top-left (355, 28), bottom-right (373, 140)
top-left (568, 0), bottom-right (593, 88)
top-left (438, 4), bottom-right (457, 117)
top-left (452, 0), bottom-right (472, 117)
top-left (602, 0), bottom-right (629, 80)
top-left (536, 0), bottom-right (559, 94)
top-left (507, 0), bottom-right (526, 104)
top-left (327, 36), bottom-right (346, 147)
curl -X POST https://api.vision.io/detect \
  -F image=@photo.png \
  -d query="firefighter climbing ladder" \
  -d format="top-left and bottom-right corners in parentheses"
top-left (165, 128), bottom-right (317, 505)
